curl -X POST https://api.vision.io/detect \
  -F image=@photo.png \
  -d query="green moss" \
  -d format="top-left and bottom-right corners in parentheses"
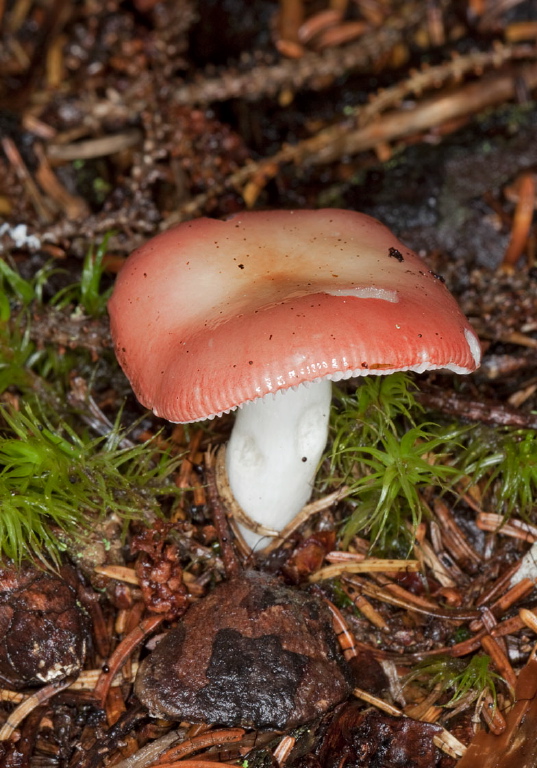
top-left (0, 244), bottom-right (188, 565)
top-left (326, 371), bottom-right (537, 553)
top-left (405, 654), bottom-right (502, 709)
top-left (0, 406), bottom-right (181, 565)
top-left (327, 374), bottom-right (467, 551)
top-left (458, 425), bottom-right (537, 522)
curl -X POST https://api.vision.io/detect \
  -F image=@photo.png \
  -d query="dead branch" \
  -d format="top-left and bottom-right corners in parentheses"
top-left (171, 4), bottom-right (422, 105)
top-left (161, 55), bottom-right (537, 227)
top-left (416, 387), bottom-right (537, 429)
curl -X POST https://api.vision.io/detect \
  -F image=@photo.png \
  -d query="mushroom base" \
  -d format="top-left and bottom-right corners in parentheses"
top-left (225, 379), bottom-right (332, 550)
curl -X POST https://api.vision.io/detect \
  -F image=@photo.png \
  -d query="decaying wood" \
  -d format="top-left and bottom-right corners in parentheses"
top-left (416, 388), bottom-right (537, 429)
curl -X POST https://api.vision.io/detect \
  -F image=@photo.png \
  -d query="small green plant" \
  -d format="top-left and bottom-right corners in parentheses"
top-left (0, 320), bottom-right (36, 394)
top-left (0, 258), bottom-right (36, 314)
top-left (338, 423), bottom-right (463, 549)
top-left (458, 425), bottom-right (537, 521)
top-left (328, 374), bottom-right (465, 550)
top-left (404, 654), bottom-right (502, 709)
top-left (0, 236), bottom-right (116, 401)
top-left (0, 406), bottom-right (181, 564)
top-left (328, 373), bottom-right (537, 550)
top-left (51, 233), bottom-right (114, 316)
top-left (1, 233), bottom-right (113, 318)
top-left (330, 373), bottom-right (421, 458)
top-left (0, 258), bottom-right (45, 395)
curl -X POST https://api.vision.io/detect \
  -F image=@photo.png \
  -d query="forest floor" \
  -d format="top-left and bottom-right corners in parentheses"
top-left (1, 1), bottom-right (537, 767)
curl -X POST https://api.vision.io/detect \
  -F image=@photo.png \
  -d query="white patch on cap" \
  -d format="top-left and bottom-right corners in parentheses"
top-left (464, 328), bottom-right (482, 367)
top-left (325, 287), bottom-right (398, 302)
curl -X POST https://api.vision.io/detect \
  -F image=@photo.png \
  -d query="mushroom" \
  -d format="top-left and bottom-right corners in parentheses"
top-left (108, 209), bottom-right (481, 549)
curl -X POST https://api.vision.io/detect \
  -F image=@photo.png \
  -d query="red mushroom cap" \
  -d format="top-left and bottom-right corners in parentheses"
top-left (108, 209), bottom-right (480, 422)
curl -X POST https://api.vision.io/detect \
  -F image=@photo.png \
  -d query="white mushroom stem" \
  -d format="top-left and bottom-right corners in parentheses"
top-left (225, 379), bottom-right (333, 550)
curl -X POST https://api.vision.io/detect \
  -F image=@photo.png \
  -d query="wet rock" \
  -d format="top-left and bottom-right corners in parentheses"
top-left (135, 570), bottom-right (351, 729)
top-left (0, 564), bottom-right (88, 688)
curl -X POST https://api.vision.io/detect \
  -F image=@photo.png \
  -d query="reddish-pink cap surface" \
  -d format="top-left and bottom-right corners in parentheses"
top-left (108, 209), bottom-right (481, 422)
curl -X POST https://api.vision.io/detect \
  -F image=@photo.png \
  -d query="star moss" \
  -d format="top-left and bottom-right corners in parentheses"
top-left (0, 406), bottom-right (180, 565)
